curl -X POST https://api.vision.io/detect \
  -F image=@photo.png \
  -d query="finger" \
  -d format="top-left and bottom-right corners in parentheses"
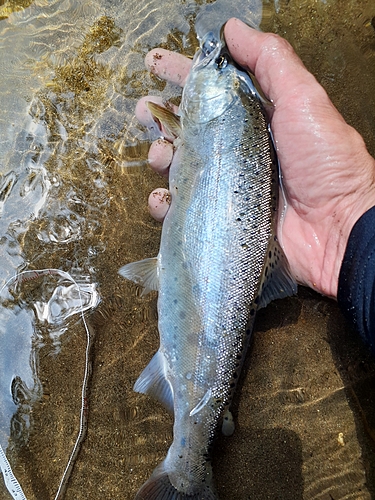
top-left (224, 18), bottom-right (339, 115)
top-left (135, 96), bottom-right (164, 130)
top-left (148, 188), bottom-right (171, 222)
top-left (148, 139), bottom-right (173, 178)
top-left (145, 49), bottom-right (192, 87)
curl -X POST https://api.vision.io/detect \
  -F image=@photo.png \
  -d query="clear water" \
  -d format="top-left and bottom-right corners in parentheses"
top-left (0, 0), bottom-right (375, 498)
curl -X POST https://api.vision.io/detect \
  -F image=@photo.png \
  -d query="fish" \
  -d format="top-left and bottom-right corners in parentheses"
top-left (119, 26), bottom-right (297, 500)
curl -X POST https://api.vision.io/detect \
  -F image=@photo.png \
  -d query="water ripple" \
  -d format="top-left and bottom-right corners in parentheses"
top-left (0, 171), bottom-right (17, 215)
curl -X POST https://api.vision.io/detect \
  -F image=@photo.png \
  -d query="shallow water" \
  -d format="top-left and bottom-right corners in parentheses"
top-left (0, 0), bottom-right (375, 499)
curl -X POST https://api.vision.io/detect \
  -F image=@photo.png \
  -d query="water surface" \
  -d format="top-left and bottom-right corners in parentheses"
top-left (0, 0), bottom-right (375, 498)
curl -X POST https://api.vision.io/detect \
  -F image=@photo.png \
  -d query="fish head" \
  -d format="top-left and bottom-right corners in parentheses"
top-left (180, 30), bottom-right (240, 124)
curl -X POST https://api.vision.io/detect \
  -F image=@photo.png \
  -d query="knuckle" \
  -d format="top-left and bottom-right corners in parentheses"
top-left (261, 33), bottom-right (294, 58)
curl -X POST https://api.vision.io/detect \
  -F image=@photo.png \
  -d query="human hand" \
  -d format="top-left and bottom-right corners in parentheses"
top-left (136, 18), bottom-right (375, 299)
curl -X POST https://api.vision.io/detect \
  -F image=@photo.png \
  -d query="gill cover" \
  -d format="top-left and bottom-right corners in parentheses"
top-left (180, 31), bottom-right (236, 124)
top-left (180, 28), bottom-right (268, 125)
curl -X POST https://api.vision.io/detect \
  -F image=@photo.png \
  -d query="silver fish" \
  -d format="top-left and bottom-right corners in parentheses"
top-left (120, 28), bottom-right (297, 499)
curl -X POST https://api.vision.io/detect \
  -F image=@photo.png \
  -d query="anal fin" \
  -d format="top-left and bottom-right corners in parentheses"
top-left (134, 350), bottom-right (174, 414)
top-left (119, 257), bottom-right (158, 296)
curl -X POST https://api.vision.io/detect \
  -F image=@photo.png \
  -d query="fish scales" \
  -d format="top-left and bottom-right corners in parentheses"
top-left (120, 28), bottom-right (296, 500)
top-left (157, 91), bottom-right (276, 488)
top-left (163, 106), bottom-right (275, 389)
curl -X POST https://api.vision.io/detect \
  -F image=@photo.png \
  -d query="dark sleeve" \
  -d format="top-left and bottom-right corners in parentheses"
top-left (337, 205), bottom-right (375, 353)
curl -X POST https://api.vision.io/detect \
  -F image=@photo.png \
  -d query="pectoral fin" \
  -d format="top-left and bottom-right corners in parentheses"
top-left (119, 257), bottom-right (158, 296)
top-left (146, 101), bottom-right (181, 137)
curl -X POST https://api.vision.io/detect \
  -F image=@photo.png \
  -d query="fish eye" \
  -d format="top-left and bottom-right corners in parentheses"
top-left (201, 32), bottom-right (219, 57)
top-left (216, 55), bottom-right (227, 69)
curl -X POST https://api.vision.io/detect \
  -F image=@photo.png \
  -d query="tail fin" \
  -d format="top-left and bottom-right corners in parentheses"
top-left (135, 470), bottom-right (217, 500)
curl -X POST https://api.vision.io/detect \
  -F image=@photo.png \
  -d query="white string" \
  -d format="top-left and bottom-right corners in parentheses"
top-left (0, 445), bottom-right (26, 500)
top-left (0, 268), bottom-right (97, 500)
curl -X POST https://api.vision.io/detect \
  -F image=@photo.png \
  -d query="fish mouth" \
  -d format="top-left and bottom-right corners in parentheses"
top-left (193, 31), bottom-right (223, 69)
top-left (192, 23), bottom-right (233, 73)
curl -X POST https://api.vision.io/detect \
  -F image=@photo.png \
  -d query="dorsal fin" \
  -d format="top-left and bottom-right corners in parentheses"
top-left (258, 237), bottom-right (297, 309)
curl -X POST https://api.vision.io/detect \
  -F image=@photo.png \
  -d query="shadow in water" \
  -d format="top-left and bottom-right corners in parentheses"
top-left (255, 294), bottom-right (303, 331)
top-left (326, 305), bottom-right (375, 497)
top-left (207, 295), bottom-right (305, 499)
top-left (214, 427), bottom-right (304, 499)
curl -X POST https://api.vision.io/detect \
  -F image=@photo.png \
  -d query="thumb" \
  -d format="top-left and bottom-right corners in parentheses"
top-left (224, 18), bottom-right (333, 113)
